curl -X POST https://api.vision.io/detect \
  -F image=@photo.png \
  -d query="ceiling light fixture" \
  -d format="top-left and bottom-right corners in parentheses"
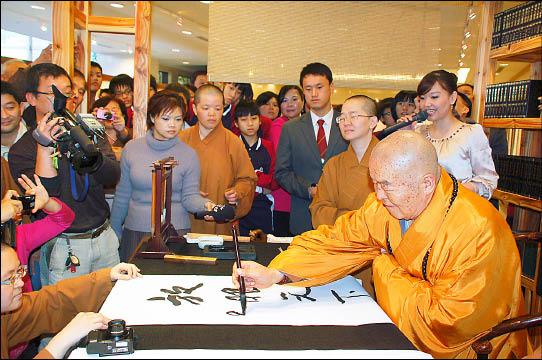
top-left (182, 30), bottom-right (192, 35)
top-left (110, 3), bottom-right (124, 9)
top-left (465, 31), bottom-right (471, 38)
top-left (31, 5), bottom-right (45, 10)
top-left (40, 25), bottom-right (47, 32)
top-left (172, 48), bottom-right (180, 52)
top-left (127, 48), bottom-right (133, 55)
top-left (182, 61), bottom-right (190, 64)
top-left (460, 53), bottom-right (465, 58)
top-left (200, 1), bottom-right (213, 4)
top-left (176, 17), bottom-right (183, 27)
top-left (91, 40), bottom-right (97, 45)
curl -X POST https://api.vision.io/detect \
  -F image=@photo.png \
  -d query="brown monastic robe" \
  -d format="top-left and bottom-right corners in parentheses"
top-left (180, 123), bottom-right (257, 235)
top-left (1, 268), bottom-right (114, 359)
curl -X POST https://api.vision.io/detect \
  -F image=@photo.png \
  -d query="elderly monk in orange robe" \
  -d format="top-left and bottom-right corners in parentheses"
top-left (309, 94), bottom-right (379, 298)
top-left (1, 242), bottom-right (142, 359)
top-left (232, 131), bottom-right (529, 359)
top-left (180, 84), bottom-right (257, 235)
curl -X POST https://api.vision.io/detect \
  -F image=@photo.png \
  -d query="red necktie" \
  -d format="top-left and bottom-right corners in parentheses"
top-left (317, 119), bottom-right (327, 160)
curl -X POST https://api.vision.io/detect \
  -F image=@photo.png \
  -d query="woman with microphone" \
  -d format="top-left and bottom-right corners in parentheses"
top-left (395, 70), bottom-right (498, 199)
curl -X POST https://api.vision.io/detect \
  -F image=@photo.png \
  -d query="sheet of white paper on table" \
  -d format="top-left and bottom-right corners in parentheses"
top-left (69, 348), bottom-right (433, 359)
top-left (99, 275), bottom-right (392, 326)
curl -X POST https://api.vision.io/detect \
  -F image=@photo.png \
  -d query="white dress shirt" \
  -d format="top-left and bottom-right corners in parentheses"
top-left (310, 108), bottom-right (334, 144)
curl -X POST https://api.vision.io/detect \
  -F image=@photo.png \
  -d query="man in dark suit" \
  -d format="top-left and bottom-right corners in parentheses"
top-left (275, 63), bottom-right (348, 235)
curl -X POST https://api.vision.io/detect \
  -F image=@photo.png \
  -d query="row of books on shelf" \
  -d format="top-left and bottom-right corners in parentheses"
top-left (491, 1), bottom-right (542, 49)
top-left (483, 79), bottom-right (541, 118)
top-left (494, 154), bottom-right (542, 200)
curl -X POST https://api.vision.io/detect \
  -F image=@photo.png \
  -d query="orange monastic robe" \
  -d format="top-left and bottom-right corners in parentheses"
top-left (270, 169), bottom-right (528, 359)
top-left (180, 123), bottom-right (257, 235)
top-left (1, 269), bottom-right (114, 359)
top-left (309, 138), bottom-right (378, 228)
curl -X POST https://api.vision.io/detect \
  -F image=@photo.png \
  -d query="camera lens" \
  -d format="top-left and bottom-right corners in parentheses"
top-left (108, 319), bottom-right (127, 340)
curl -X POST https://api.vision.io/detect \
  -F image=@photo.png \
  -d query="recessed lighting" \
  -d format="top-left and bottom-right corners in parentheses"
top-left (462, 44), bottom-right (468, 50)
top-left (465, 31), bottom-right (471, 38)
top-left (110, 3), bottom-right (124, 9)
top-left (127, 48), bottom-right (133, 54)
top-left (40, 25), bottom-right (47, 32)
top-left (172, 48), bottom-right (180, 52)
top-left (460, 53), bottom-right (465, 58)
top-left (427, 26), bottom-right (440, 30)
top-left (437, 63), bottom-right (443, 67)
top-left (181, 30), bottom-right (192, 35)
top-left (459, 61), bottom-right (464, 66)
top-left (120, 49), bottom-right (128, 53)
top-left (91, 40), bottom-right (97, 45)
top-left (31, 5), bottom-right (45, 10)
top-left (182, 61), bottom-right (190, 65)
top-left (200, 1), bottom-right (213, 4)
top-left (432, 48), bottom-right (442, 51)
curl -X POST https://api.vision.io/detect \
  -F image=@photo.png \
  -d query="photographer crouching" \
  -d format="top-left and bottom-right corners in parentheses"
top-left (8, 63), bottom-right (121, 290)
top-left (0, 244), bottom-right (141, 358)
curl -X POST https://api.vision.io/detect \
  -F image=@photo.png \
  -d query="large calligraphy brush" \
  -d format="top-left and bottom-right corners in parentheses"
top-left (231, 222), bottom-right (247, 315)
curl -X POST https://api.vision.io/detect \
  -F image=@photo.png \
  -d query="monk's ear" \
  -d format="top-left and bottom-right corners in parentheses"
top-left (420, 173), bottom-right (437, 195)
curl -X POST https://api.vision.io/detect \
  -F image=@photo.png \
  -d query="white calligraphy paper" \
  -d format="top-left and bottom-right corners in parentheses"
top-left (99, 275), bottom-right (392, 326)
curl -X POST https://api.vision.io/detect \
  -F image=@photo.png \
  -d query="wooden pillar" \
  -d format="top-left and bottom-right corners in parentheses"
top-left (52, 1), bottom-right (75, 77)
top-left (472, 1), bottom-right (498, 124)
top-left (133, 1), bottom-right (152, 139)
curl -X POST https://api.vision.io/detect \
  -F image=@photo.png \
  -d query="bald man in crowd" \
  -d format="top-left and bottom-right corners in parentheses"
top-left (1, 59), bottom-right (29, 82)
top-left (232, 131), bottom-right (529, 359)
top-left (180, 84), bottom-right (257, 235)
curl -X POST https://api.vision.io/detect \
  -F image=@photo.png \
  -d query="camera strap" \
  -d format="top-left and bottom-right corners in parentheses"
top-left (69, 163), bottom-right (90, 201)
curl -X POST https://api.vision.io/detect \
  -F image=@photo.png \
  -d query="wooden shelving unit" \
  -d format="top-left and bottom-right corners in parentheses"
top-left (474, 2), bottom-right (542, 338)
top-left (482, 117), bottom-right (541, 129)
top-left (489, 35), bottom-right (542, 62)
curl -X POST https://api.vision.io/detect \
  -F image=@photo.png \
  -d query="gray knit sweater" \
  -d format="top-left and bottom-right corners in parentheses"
top-left (110, 130), bottom-right (208, 237)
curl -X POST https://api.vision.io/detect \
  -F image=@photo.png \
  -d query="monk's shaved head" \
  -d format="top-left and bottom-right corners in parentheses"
top-left (369, 131), bottom-right (440, 220)
top-left (370, 131), bottom-right (440, 183)
top-left (194, 83), bottom-right (224, 105)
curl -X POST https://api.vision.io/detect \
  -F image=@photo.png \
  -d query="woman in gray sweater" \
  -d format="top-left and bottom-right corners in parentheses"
top-left (110, 91), bottom-right (213, 261)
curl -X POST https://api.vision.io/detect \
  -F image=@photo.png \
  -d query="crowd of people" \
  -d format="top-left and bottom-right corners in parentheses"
top-left (0, 52), bottom-right (532, 359)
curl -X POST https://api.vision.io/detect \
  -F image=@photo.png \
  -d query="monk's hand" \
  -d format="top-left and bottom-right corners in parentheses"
top-left (46, 312), bottom-right (110, 358)
top-left (232, 261), bottom-right (284, 291)
top-left (110, 263), bottom-right (142, 281)
top-left (224, 188), bottom-right (238, 205)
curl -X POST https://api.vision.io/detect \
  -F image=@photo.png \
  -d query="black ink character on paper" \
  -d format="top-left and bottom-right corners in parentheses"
top-left (147, 283), bottom-right (204, 306)
top-left (280, 287), bottom-right (316, 302)
top-left (330, 289), bottom-right (368, 304)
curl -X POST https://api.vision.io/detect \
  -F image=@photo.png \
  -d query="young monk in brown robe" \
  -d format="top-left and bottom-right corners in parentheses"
top-left (1, 242), bottom-right (141, 359)
top-left (309, 95), bottom-right (379, 298)
top-left (180, 84), bottom-right (257, 235)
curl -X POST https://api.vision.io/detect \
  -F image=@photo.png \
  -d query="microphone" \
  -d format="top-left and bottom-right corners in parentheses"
top-left (194, 204), bottom-right (235, 223)
top-left (375, 110), bottom-right (429, 140)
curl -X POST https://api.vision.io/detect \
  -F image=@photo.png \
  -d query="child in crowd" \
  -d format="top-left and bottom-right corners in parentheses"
top-left (234, 101), bottom-right (278, 236)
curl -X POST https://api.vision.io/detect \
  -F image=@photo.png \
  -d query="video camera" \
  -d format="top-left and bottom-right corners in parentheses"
top-left (11, 194), bottom-right (35, 215)
top-left (32, 84), bottom-right (105, 174)
top-left (85, 319), bottom-right (135, 356)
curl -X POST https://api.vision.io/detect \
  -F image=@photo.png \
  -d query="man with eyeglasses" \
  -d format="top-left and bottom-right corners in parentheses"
top-left (1, 241), bottom-right (141, 359)
top-left (8, 63), bottom-right (121, 291)
top-left (109, 74), bottom-right (134, 128)
top-left (275, 62), bottom-right (348, 235)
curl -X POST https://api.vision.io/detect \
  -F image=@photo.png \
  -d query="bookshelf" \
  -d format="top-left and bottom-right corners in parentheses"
top-left (475, 3), bottom-right (542, 335)
top-left (475, 2), bottom-right (542, 225)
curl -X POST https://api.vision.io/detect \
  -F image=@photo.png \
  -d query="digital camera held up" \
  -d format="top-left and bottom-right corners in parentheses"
top-left (11, 194), bottom-right (35, 215)
top-left (32, 84), bottom-right (105, 174)
top-left (85, 319), bottom-right (135, 356)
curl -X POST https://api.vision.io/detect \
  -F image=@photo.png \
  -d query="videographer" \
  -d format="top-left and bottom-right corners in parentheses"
top-left (0, 245), bottom-right (141, 359)
top-left (8, 63), bottom-right (121, 288)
